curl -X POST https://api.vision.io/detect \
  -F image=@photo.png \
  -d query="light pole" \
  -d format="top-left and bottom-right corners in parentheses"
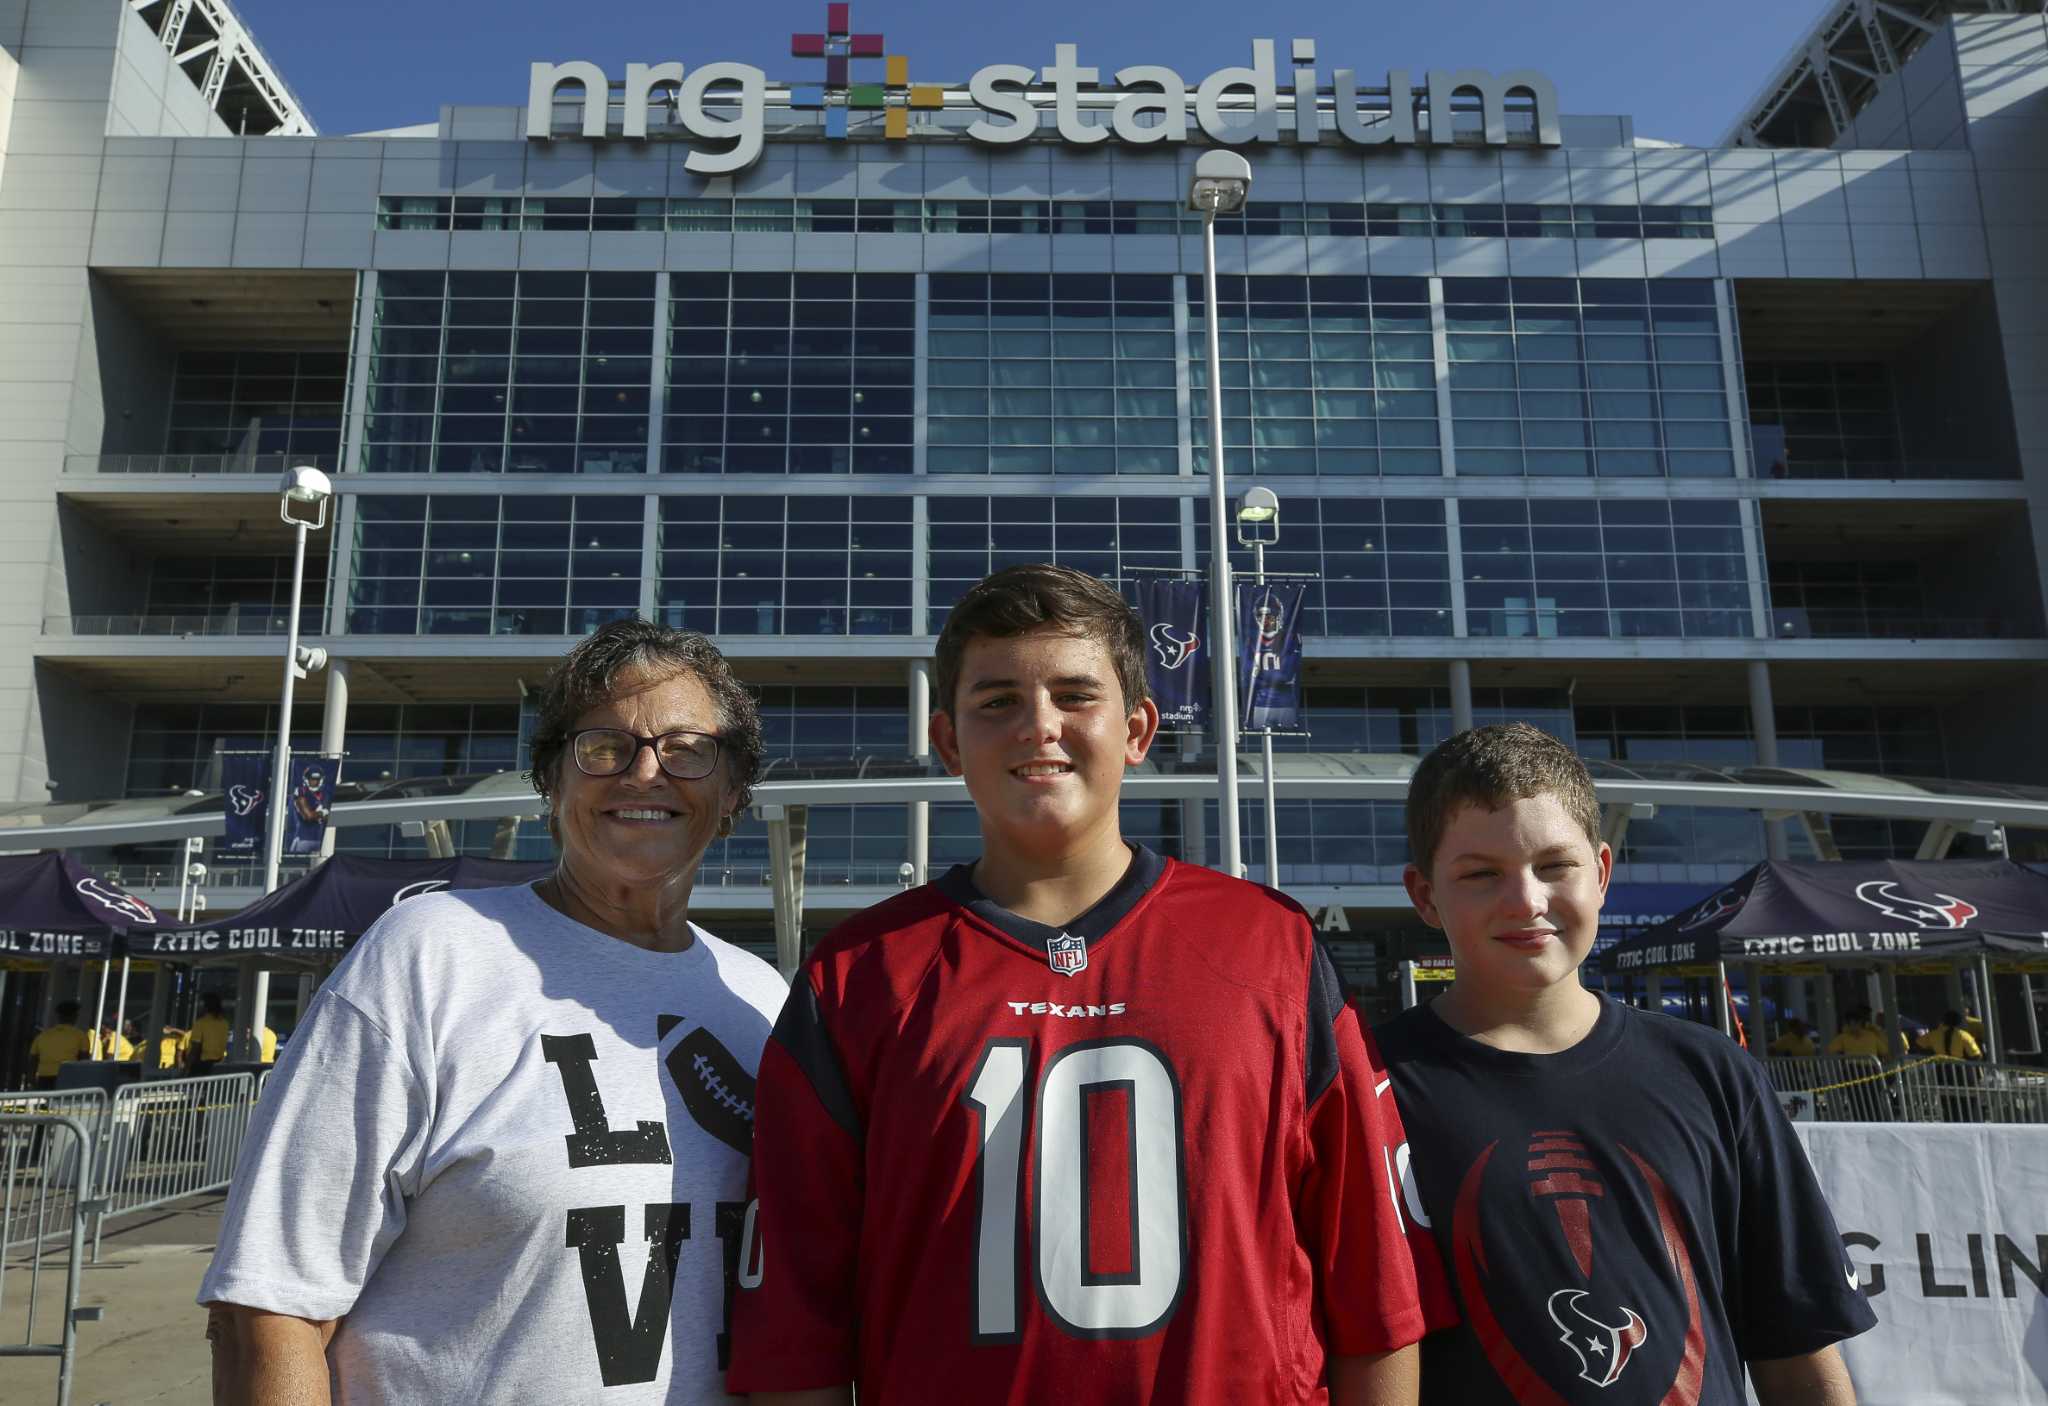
top-left (255, 466), bottom-right (333, 1053)
top-left (1236, 486), bottom-right (1282, 888)
top-left (1189, 149), bottom-right (1251, 879)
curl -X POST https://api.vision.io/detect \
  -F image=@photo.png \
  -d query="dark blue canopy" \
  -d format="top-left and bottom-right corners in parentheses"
top-left (123, 855), bottom-right (551, 964)
top-left (0, 851), bottom-right (161, 960)
top-left (1602, 858), bottom-right (2048, 971)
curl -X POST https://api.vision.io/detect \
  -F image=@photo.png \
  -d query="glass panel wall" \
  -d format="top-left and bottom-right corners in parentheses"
top-left (926, 274), bottom-right (1179, 475)
top-left (926, 495), bottom-right (1182, 625)
top-left (658, 494), bottom-right (913, 636)
top-left (1459, 499), bottom-right (1753, 639)
top-left (347, 494), bottom-right (642, 635)
top-left (1445, 277), bottom-right (1733, 478)
top-left (364, 271), bottom-right (656, 474)
top-left (166, 351), bottom-right (344, 459)
top-left (1187, 275), bottom-right (1440, 477)
top-left (662, 272), bottom-right (914, 473)
top-left (1197, 498), bottom-right (1454, 637)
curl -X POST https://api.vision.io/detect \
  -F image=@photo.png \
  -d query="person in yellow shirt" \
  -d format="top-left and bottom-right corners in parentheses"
top-left (28, 1001), bottom-right (94, 1088)
top-left (1919, 1010), bottom-right (1984, 1061)
top-left (251, 1024), bottom-right (278, 1064)
top-left (142, 1026), bottom-right (187, 1071)
top-left (1768, 1016), bottom-right (1817, 1058)
top-left (1826, 1006), bottom-right (1900, 1060)
top-left (185, 993), bottom-right (232, 1075)
top-left (94, 1020), bottom-right (135, 1062)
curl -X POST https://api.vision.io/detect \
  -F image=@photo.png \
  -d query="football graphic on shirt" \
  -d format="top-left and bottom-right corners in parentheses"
top-left (1451, 1131), bottom-right (1706, 1403)
top-left (657, 1013), bottom-right (756, 1156)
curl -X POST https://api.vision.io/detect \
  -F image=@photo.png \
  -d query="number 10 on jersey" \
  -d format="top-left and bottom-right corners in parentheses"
top-left (963, 1037), bottom-right (1189, 1341)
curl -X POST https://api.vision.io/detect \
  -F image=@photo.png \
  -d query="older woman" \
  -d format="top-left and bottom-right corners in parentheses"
top-left (202, 620), bottom-right (785, 1403)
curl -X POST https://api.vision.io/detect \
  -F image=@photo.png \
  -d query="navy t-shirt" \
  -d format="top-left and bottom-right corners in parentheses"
top-left (1375, 995), bottom-right (1875, 1405)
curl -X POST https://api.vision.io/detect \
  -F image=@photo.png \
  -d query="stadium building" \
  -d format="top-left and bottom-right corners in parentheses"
top-left (0, 0), bottom-right (2046, 1053)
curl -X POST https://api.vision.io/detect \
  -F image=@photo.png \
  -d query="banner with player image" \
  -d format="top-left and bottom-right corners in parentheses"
top-left (1235, 579), bottom-right (1305, 731)
top-left (285, 754), bottom-right (339, 855)
top-left (1790, 1123), bottom-right (2048, 1405)
top-left (220, 751), bottom-right (270, 855)
top-left (1130, 576), bottom-right (1208, 732)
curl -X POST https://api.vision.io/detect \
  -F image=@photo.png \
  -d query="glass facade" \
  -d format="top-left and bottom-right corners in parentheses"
top-left (364, 271), bottom-right (657, 475)
top-left (929, 496), bottom-right (1181, 621)
top-left (347, 494), bottom-right (642, 635)
top-left (928, 274), bottom-right (1179, 476)
top-left (663, 273), bottom-right (915, 474)
top-left (166, 350), bottom-right (343, 459)
top-left (1196, 499), bottom-right (1455, 637)
top-left (1188, 274), bottom-right (1439, 477)
top-left (657, 494), bottom-right (912, 635)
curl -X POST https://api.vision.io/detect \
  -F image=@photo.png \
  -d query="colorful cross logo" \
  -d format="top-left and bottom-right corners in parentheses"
top-left (790, 3), bottom-right (942, 140)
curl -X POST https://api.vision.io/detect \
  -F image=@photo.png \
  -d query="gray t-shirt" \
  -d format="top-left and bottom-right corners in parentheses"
top-left (201, 883), bottom-right (786, 1404)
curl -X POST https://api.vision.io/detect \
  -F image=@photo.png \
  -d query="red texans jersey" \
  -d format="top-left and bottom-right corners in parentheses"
top-left (728, 846), bottom-right (1454, 1403)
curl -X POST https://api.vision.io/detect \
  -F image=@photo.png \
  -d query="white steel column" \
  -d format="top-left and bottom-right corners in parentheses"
top-left (908, 658), bottom-right (932, 885)
top-left (317, 659), bottom-right (350, 861)
top-left (1198, 206), bottom-right (1243, 878)
top-left (1448, 660), bottom-right (1474, 735)
top-left (1748, 660), bottom-right (1789, 860)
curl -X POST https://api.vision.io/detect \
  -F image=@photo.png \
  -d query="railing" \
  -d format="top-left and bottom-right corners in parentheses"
top-left (1, 1076), bottom-right (259, 1262)
top-left (1766, 607), bottom-right (2021, 641)
top-left (0, 1114), bottom-right (95, 1406)
top-left (1764, 1054), bottom-right (1894, 1121)
top-left (1763, 1055), bottom-right (2048, 1124)
top-left (63, 452), bottom-right (341, 476)
top-left (44, 610), bottom-right (324, 639)
top-left (90, 1074), bottom-right (255, 1258)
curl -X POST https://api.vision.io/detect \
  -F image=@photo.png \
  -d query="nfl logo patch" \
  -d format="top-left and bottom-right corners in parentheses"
top-left (1046, 930), bottom-right (1088, 977)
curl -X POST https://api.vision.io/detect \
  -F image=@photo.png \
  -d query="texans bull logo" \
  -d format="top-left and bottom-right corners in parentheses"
top-left (1853, 880), bottom-right (1978, 929)
top-left (227, 784), bottom-right (264, 817)
top-left (76, 877), bottom-right (157, 925)
top-left (1148, 621), bottom-right (1199, 670)
top-left (1548, 1290), bottom-right (1648, 1388)
top-left (1678, 886), bottom-right (1745, 932)
top-left (657, 1013), bottom-right (756, 1156)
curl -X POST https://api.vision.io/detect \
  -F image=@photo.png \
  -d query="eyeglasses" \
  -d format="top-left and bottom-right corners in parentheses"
top-left (569, 728), bottom-right (723, 781)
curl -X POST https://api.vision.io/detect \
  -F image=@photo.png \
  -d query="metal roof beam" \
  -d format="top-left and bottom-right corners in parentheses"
top-left (9, 773), bottom-right (2048, 851)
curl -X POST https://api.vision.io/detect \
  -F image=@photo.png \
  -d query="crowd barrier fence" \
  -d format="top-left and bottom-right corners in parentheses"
top-left (0, 1114), bottom-right (97, 1406)
top-left (1763, 1054), bottom-right (2048, 1125)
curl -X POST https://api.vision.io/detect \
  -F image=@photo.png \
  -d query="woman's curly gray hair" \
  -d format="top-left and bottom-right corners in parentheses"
top-left (527, 619), bottom-right (764, 814)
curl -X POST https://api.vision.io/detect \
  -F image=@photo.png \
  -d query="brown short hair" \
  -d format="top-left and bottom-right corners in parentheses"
top-left (528, 619), bottom-right (765, 813)
top-left (1405, 722), bottom-right (1600, 874)
top-left (933, 565), bottom-right (1148, 717)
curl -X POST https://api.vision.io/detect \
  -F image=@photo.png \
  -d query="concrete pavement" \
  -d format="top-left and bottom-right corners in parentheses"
top-left (2, 1194), bottom-right (223, 1405)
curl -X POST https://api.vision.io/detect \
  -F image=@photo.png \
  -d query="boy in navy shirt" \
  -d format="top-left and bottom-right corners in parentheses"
top-left (1377, 723), bottom-right (1873, 1405)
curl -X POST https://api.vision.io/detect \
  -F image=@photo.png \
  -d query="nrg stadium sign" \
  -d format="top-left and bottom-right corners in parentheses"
top-left (526, 18), bottom-right (1560, 175)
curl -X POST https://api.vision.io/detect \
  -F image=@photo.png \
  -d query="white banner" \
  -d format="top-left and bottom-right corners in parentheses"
top-left (1790, 1123), bottom-right (2048, 1405)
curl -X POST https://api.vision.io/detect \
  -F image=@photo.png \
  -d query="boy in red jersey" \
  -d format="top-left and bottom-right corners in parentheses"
top-left (729, 564), bottom-right (1451, 1405)
top-left (1377, 724), bottom-right (1874, 1405)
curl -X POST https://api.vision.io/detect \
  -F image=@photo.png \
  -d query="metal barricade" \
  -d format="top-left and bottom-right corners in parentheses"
top-left (0, 1114), bottom-right (98, 1406)
top-left (1896, 1060), bottom-right (2048, 1124)
top-left (1763, 1055), bottom-right (1895, 1122)
top-left (92, 1073), bottom-right (254, 1258)
top-left (0, 1091), bottom-right (107, 1256)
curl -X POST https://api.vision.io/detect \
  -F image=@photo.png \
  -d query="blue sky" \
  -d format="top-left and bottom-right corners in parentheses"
top-left (229, 0), bottom-right (1826, 147)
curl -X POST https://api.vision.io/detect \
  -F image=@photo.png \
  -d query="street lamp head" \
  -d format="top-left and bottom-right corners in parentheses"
top-left (279, 465), bottom-right (334, 530)
top-left (1188, 150), bottom-right (1252, 215)
top-left (1236, 485), bottom-right (1281, 547)
top-left (187, 862), bottom-right (207, 881)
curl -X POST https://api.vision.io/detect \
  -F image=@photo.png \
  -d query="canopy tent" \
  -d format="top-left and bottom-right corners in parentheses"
top-left (123, 855), bottom-right (552, 965)
top-left (1601, 858), bottom-right (2048, 1061)
top-left (1601, 859), bottom-right (2048, 973)
top-left (0, 851), bottom-right (161, 960)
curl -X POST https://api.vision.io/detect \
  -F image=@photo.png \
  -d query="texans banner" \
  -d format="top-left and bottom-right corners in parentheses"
top-left (1236, 579), bottom-right (1306, 732)
top-left (285, 754), bottom-right (339, 856)
top-left (220, 751), bottom-right (270, 855)
top-left (1130, 577), bottom-right (1208, 732)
